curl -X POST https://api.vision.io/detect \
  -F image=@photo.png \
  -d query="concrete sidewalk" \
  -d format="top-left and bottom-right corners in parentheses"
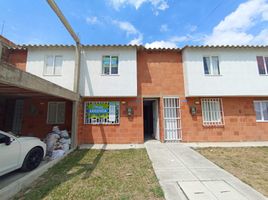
top-left (145, 143), bottom-right (267, 200)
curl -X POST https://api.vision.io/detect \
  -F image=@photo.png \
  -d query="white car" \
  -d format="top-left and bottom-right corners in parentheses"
top-left (0, 130), bottom-right (46, 176)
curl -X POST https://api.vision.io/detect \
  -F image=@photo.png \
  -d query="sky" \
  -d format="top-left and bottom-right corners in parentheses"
top-left (0, 0), bottom-right (268, 48)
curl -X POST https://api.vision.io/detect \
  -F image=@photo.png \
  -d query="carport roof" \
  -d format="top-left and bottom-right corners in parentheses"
top-left (0, 63), bottom-right (79, 101)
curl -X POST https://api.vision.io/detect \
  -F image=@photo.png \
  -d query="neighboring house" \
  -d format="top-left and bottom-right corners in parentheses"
top-left (0, 37), bottom-right (77, 140)
top-left (26, 45), bottom-right (76, 91)
top-left (182, 46), bottom-right (268, 141)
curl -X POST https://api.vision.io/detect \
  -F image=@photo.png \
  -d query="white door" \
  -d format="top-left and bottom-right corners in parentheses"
top-left (163, 97), bottom-right (181, 142)
top-left (0, 133), bottom-right (20, 175)
top-left (152, 100), bottom-right (160, 140)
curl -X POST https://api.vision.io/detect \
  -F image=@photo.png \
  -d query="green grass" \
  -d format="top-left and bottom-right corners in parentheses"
top-left (197, 147), bottom-right (268, 197)
top-left (15, 149), bottom-right (164, 200)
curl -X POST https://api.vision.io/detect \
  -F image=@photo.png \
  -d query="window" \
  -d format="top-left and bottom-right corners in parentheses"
top-left (102, 55), bottom-right (118, 75)
top-left (47, 102), bottom-right (65, 124)
top-left (84, 101), bottom-right (120, 124)
top-left (256, 56), bottom-right (268, 75)
top-left (201, 98), bottom-right (224, 126)
top-left (44, 55), bottom-right (63, 75)
top-left (254, 101), bottom-right (268, 122)
top-left (203, 56), bottom-right (220, 75)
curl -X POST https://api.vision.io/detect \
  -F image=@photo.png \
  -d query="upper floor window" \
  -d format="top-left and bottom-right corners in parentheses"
top-left (203, 56), bottom-right (220, 75)
top-left (44, 55), bottom-right (63, 76)
top-left (254, 101), bottom-right (268, 122)
top-left (256, 56), bottom-right (268, 75)
top-left (102, 55), bottom-right (118, 75)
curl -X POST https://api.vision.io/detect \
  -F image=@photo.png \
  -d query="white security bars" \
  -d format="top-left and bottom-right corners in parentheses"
top-left (201, 98), bottom-right (224, 126)
top-left (84, 101), bottom-right (120, 124)
top-left (163, 97), bottom-right (182, 142)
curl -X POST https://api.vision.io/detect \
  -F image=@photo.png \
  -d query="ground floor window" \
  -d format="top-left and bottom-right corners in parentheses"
top-left (254, 101), bottom-right (268, 122)
top-left (84, 101), bottom-right (120, 124)
top-left (47, 102), bottom-right (65, 124)
top-left (201, 98), bottom-right (224, 126)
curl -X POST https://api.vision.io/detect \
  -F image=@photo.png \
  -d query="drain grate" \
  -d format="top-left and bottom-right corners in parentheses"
top-left (177, 180), bottom-right (247, 200)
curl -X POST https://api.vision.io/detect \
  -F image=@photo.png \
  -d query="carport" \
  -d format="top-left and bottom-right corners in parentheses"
top-left (0, 62), bottom-right (79, 145)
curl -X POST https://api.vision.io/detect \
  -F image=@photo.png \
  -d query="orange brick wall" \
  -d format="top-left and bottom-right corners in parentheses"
top-left (181, 97), bottom-right (268, 142)
top-left (78, 97), bottom-right (143, 144)
top-left (138, 50), bottom-right (185, 142)
top-left (21, 98), bottom-right (72, 139)
top-left (6, 49), bottom-right (28, 70)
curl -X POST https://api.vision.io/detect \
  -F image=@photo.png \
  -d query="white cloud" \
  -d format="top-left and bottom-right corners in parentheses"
top-left (86, 16), bottom-right (100, 25)
top-left (160, 24), bottom-right (169, 32)
top-left (108, 0), bottom-right (169, 11)
top-left (145, 40), bottom-right (177, 48)
top-left (112, 20), bottom-right (143, 44)
top-left (205, 0), bottom-right (268, 45)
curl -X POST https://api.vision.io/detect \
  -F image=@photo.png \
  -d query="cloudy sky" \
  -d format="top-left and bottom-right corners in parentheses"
top-left (0, 0), bottom-right (268, 48)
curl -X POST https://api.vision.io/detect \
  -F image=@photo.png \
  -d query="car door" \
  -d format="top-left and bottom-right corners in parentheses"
top-left (0, 133), bottom-right (21, 175)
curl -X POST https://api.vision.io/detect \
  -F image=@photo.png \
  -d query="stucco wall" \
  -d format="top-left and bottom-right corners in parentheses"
top-left (183, 48), bottom-right (268, 97)
top-left (26, 47), bottom-right (75, 91)
top-left (80, 47), bottom-right (137, 97)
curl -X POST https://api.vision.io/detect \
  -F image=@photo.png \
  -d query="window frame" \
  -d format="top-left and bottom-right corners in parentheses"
top-left (47, 102), bottom-right (66, 124)
top-left (254, 100), bottom-right (268, 122)
top-left (84, 101), bottom-right (120, 125)
top-left (101, 55), bottom-right (119, 75)
top-left (202, 55), bottom-right (221, 76)
top-left (43, 55), bottom-right (63, 76)
top-left (201, 98), bottom-right (224, 126)
top-left (256, 56), bottom-right (268, 75)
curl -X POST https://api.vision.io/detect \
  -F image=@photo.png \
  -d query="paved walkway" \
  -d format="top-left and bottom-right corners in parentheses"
top-left (145, 143), bottom-right (267, 200)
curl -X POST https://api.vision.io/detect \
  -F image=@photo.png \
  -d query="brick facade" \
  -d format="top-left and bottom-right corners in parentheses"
top-left (181, 97), bottom-right (268, 142)
top-left (137, 49), bottom-right (185, 142)
top-left (0, 97), bottom-right (72, 139)
top-left (77, 97), bottom-right (143, 144)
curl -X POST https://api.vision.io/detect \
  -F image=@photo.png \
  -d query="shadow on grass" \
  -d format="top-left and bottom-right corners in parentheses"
top-left (16, 145), bottom-right (107, 200)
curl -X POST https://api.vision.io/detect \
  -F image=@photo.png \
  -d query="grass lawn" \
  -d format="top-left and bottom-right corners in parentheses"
top-left (15, 149), bottom-right (164, 200)
top-left (197, 147), bottom-right (268, 197)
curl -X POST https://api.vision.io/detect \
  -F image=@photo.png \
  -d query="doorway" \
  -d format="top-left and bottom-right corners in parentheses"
top-left (143, 99), bottom-right (159, 141)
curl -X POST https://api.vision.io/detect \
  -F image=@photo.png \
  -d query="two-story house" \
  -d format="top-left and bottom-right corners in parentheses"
top-left (4, 39), bottom-right (268, 144)
top-left (182, 46), bottom-right (268, 141)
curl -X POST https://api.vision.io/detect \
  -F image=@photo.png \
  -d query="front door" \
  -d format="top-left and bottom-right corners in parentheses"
top-left (163, 97), bottom-right (182, 142)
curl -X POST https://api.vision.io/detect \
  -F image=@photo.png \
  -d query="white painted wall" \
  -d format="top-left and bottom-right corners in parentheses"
top-left (80, 47), bottom-right (137, 97)
top-left (26, 47), bottom-right (75, 91)
top-left (183, 48), bottom-right (268, 97)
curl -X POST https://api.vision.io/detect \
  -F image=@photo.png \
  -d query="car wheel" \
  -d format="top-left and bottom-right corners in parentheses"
top-left (21, 147), bottom-right (44, 171)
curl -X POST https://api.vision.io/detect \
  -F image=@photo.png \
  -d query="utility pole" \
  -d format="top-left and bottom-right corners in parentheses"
top-left (46, 0), bottom-right (81, 148)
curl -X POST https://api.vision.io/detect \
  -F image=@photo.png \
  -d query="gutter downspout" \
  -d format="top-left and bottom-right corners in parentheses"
top-left (46, 0), bottom-right (81, 148)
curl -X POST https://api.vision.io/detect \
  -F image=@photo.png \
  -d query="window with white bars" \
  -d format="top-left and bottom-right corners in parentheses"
top-left (84, 101), bottom-right (120, 124)
top-left (44, 55), bottom-right (63, 76)
top-left (254, 101), bottom-right (268, 122)
top-left (47, 102), bottom-right (65, 124)
top-left (163, 97), bottom-right (181, 141)
top-left (201, 98), bottom-right (224, 126)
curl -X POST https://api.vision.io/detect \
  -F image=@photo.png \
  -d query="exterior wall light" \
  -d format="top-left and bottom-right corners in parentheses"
top-left (127, 107), bottom-right (133, 116)
top-left (190, 106), bottom-right (197, 116)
